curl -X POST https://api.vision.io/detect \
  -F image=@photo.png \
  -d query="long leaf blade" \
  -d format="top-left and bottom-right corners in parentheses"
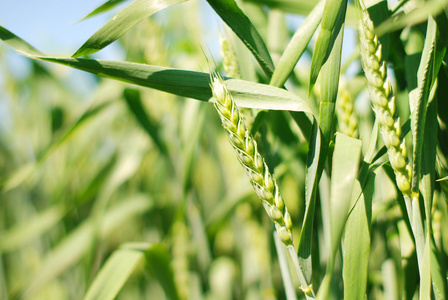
top-left (270, 0), bottom-right (324, 88)
top-left (206, 0), bottom-right (275, 78)
top-left (84, 243), bottom-right (147, 300)
top-left (72, 0), bottom-right (187, 58)
top-left (309, 0), bottom-right (347, 92)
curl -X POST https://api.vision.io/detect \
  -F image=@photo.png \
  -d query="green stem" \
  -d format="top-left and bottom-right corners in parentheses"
top-left (288, 245), bottom-right (315, 299)
top-left (411, 195), bottom-right (425, 272)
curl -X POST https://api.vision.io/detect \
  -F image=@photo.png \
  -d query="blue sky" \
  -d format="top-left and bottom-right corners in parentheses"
top-left (0, 0), bottom-right (125, 57)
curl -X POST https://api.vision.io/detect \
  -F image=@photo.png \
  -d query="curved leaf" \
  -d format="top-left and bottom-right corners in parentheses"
top-left (38, 57), bottom-right (313, 113)
top-left (270, 0), bottom-right (324, 88)
top-left (84, 243), bottom-right (179, 300)
top-left (72, 0), bottom-right (187, 57)
top-left (78, 0), bottom-right (130, 22)
top-left (84, 243), bottom-right (147, 300)
top-left (206, 0), bottom-right (275, 78)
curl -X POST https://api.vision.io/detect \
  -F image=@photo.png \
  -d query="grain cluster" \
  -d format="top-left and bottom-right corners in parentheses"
top-left (358, 9), bottom-right (412, 195)
top-left (211, 75), bottom-right (294, 246)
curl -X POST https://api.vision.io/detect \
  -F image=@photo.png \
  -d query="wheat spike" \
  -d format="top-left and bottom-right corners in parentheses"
top-left (337, 80), bottom-right (358, 138)
top-left (210, 75), bottom-right (294, 246)
top-left (219, 32), bottom-right (241, 79)
top-left (358, 9), bottom-right (412, 196)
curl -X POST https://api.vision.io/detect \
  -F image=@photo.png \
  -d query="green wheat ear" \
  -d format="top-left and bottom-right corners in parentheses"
top-left (337, 80), bottom-right (358, 138)
top-left (219, 32), bottom-right (241, 79)
top-left (210, 74), bottom-right (294, 246)
top-left (358, 8), bottom-right (412, 196)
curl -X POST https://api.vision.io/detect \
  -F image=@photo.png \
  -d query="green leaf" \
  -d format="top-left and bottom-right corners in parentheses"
top-left (437, 175), bottom-right (448, 182)
top-left (123, 88), bottom-right (169, 156)
top-left (309, 0), bottom-right (347, 92)
top-left (329, 133), bottom-right (362, 254)
top-left (342, 174), bottom-right (374, 300)
top-left (341, 121), bottom-right (380, 300)
top-left (410, 16), bottom-right (437, 196)
top-left (297, 121), bottom-right (322, 286)
top-left (84, 242), bottom-right (180, 300)
top-left (0, 26), bottom-right (43, 56)
top-left (16, 196), bottom-right (153, 298)
top-left (245, 0), bottom-right (318, 16)
top-left (318, 0), bottom-right (346, 148)
top-left (43, 57), bottom-right (314, 114)
top-left (78, 0), bottom-right (130, 22)
top-left (84, 243), bottom-right (147, 300)
top-left (0, 205), bottom-right (66, 253)
top-left (431, 236), bottom-right (448, 299)
top-left (317, 133), bottom-right (362, 300)
top-left (206, 0), bottom-right (275, 78)
top-left (0, 25), bottom-right (314, 114)
top-left (273, 233), bottom-right (298, 300)
top-left (1, 86), bottom-right (117, 192)
top-left (72, 0), bottom-right (187, 57)
top-left (145, 244), bottom-right (180, 300)
top-left (270, 0), bottom-right (324, 88)
top-left (374, 0), bottom-right (447, 37)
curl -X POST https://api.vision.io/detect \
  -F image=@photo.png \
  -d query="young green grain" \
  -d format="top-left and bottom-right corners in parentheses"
top-left (358, 9), bottom-right (412, 196)
top-left (210, 74), bottom-right (293, 246)
top-left (219, 32), bottom-right (241, 79)
top-left (211, 74), bottom-right (315, 298)
top-left (336, 80), bottom-right (358, 138)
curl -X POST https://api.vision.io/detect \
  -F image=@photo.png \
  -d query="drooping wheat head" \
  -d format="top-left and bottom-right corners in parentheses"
top-left (210, 74), bottom-right (294, 246)
top-left (358, 9), bottom-right (412, 196)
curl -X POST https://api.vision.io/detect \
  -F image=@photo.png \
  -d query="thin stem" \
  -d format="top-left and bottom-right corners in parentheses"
top-left (288, 245), bottom-right (315, 299)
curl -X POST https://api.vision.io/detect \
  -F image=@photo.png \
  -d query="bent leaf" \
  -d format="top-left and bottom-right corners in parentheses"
top-left (206, 0), bottom-right (275, 78)
top-left (73, 0), bottom-right (187, 57)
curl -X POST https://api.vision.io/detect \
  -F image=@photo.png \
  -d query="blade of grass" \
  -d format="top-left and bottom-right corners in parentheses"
top-left (205, 0), bottom-right (275, 78)
top-left (72, 0), bottom-right (187, 57)
top-left (84, 243), bottom-right (180, 300)
top-left (270, 0), bottom-right (324, 88)
top-left (297, 121), bottom-right (322, 287)
top-left (16, 196), bottom-right (153, 298)
top-left (409, 18), bottom-right (437, 286)
top-left (77, 0), bottom-right (129, 22)
top-left (374, 0), bottom-right (447, 37)
top-left (123, 88), bottom-right (169, 157)
top-left (84, 243), bottom-right (148, 300)
top-left (342, 174), bottom-right (374, 300)
top-left (0, 26), bottom-right (314, 114)
top-left (422, 85), bottom-right (444, 298)
top-left (274, 232), bottom-right (298, 300)
top-left (145, 244), bottom-right (181, 300)
top-left (342, 121), bottom-right (380, 300)
top-left (0, 26), bottom-right (43, 56)
top-left (39, 57), bottom-right (311, 113)
top-left (316, 133), bottom-right (362, 300)
top-left (246, 0), bottom-right (318, 15)
top-left (318, 0), bottom-right (346, 149)
top-left (1, 93), bottom-right (117, 192)
top-left (309, 0), bottom-right (347, 92)
top-left (0, 205), bottom-right (66, 253)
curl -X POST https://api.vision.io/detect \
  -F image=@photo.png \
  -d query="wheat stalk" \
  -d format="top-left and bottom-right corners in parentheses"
top-left (358, 9), bottom-right (412, 196)
top-left (172, 221), bottom-right (190, 300)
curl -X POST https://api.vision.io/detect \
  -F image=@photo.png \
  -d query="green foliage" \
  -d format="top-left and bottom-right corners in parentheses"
top-left (1, 0), bottom-right (447, 299)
